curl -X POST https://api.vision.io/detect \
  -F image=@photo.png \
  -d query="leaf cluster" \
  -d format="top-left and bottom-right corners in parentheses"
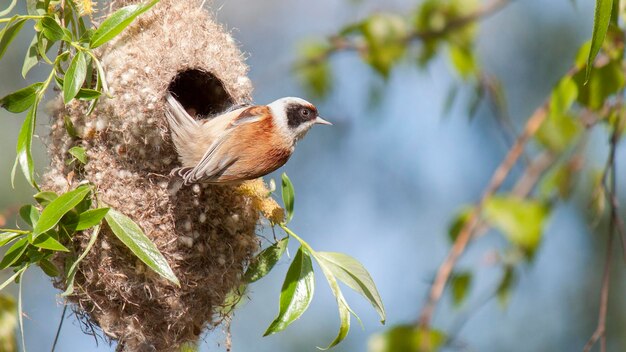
top-left (240, 174), bottom-right (386, 349)
top-left (0, 0), bottom-right (159, 189)
top-left (296, 0), bottom-right (481, 98)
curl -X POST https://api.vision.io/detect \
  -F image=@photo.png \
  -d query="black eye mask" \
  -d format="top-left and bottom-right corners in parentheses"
top-left (286, 104), bottom-right (316, 128)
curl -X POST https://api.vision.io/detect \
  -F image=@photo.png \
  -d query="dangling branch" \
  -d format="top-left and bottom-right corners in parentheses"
top-left (417, 98), bottom-right (549, 331)
top-left (583, 117), bottom-right (623, 352)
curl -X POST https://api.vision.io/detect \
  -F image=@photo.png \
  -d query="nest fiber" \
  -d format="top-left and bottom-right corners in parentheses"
top-left (43, 0), bottom-right (281, 350)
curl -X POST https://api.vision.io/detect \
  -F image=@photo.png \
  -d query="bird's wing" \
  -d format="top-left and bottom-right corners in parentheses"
top-left (179, 106), bottom-right (269, 184)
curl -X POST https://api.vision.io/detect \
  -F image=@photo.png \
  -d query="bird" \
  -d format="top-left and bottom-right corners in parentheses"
top-left (164, 93), bottom-right (331, 186)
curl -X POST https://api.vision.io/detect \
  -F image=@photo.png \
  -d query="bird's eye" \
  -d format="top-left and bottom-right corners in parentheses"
top-left (300, 108), bottom-right (310, 117)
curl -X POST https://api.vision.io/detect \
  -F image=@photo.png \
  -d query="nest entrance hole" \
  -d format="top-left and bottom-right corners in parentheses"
top-left (167, 69), bottom-right (235, 119)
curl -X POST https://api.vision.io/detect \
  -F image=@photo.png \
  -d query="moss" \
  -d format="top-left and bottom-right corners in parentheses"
top-left (43, 1), bottom-right (272, 350)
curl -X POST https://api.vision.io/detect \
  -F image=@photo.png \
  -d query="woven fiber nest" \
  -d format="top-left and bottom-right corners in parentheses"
top-left (43, 0), bottom-right (282, 350)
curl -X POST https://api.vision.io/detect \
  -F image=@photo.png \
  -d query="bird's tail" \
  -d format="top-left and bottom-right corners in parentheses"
top-left (165, 93), bottom-right (199, 164)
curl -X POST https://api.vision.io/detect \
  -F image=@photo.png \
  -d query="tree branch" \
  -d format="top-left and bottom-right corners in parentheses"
top-left (299, 0), bottom-right (512, 67)
top-left (583, 118), bottom-right (622, 352)
top-left (417, 100), bottom-right (549, 332)
top-left (416, 59), bottom-right (596, 340)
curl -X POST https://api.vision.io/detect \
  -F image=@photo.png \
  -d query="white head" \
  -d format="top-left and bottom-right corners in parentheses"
top-left (267, 97), bottom-right (332, 143)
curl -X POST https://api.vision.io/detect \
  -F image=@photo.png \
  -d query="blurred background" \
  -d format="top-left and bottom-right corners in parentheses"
top-left (3, 0), bottom-right (626, 351)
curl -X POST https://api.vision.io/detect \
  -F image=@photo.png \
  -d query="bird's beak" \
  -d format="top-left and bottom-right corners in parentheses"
top-left (315, 116), bottom-right (333, 125)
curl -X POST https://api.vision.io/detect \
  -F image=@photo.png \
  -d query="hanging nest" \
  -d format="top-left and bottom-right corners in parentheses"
top-left (43, 0), bottom-right (283, 350)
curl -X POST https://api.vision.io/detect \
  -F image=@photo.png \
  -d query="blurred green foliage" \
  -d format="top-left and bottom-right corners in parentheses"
top-left (294, 0), bottom-right (626, 350)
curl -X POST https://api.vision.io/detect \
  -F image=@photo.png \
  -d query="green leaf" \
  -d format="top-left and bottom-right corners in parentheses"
top-left (180, 342), bottom-right (199, 352)
top-left (86, 51), bottom-right (108, 96)
top-left (41, 16), bottom-right (69, 42)
top-left (315, 252), bottom-right (354, 349)
top-left (104, 208), bottom-right (180, 286)
top-left (68, 146), bottom-right (87, 164)
top-left (585, 0), bottom-right (614, 81)
top-left (90, 0), bottom-right (160, 48)
top-left (33, 185), bottom-right (91, 238)
top-left (14, 102), bottom-right (38, 188)
top-left (361, 13), bottom-right (408, 77)
top-left (536, 77), bottom-right (580, 152)
top-left (367, 325), bottom-right (446, 352)
top-left (63, 51), bottom-right (87, 104)
top-left (63, 225), bottom-right (100, 296)
top-left (448, 207), bottom-right (471, 242)
top-left (75, 88), bottom-right (102, 100)
top-left (574, 59), bottom-right (625, 110)
top-left (0, 17), bottom-right (26, 61)
top-left (0, 238), bottom-right (28, 269)
top-left (243, 237), bottom-right (289, 283)
top-left (0, 267), bottom-right (26, 291)
top-left (34, 191), bottom-right (58, 206)
top-left (74, 193), bottom-right (92, 214)
top-left (36, 30), bottom-right (54, 65)
top-left (314, 251), bottom-right (386, 324)
top-left (0, 82), bottom-right (42, 113)
top-left (451, 271), bottom-right (472, 307)
top-left (25, 246), bottom-right (46, 263)
top-left (38, 258), bottom-right (60, 277)
top-left (78, 28), bottom-right (94, 44)
top-left (19, 204), bottom-right (39, 227)
top-left (22, 35), bottom-right (40, 78)
top-left (540, 162), bottom-right (575, 200)
top-left (297, 41), bottom-right (332, 98)
top-left (281, 173), bottom-right (295, 224)
top-left (299, 60), bottom-right (332, 99)
top-left (550, 76), bottom-right (578, 115)
top-left (0, 293), bottom-right (17, 352)
top-left (449, 44), bottom-right (478, 79)
top-left (264, 246), bottom-right (314, 335)
top-left (484, 196), bottom-right (550, 252)
top-left (496, 266), bottom-right (516, 307)
top-left (26, 0), bottom-right (47, 16)
top-left (64, 115), bottom-right (78, 138)
top-left (17, 269), bottom-right (24, 352)
top-left (0, 232), bottom-right (22, 247)
top-left (32, 232), bottom-right (69, 252)
top-left (69, 207), bottom-right (109, 231)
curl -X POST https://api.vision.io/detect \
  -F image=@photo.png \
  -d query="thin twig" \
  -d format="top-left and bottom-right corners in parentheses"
top-left (417, 102), bottom-right (549, 332)
top-left (51, 303), bottom-right (68, 352)
top-left (510, 151), bottom-right (555, 197)
top-left (444, 133), bottom-right (588, 347)
top-left (115, 341), bottom-right (125, 352)
top-left (299, 0), bottom-right (511, 67)
top-left (583, 120), bottom-right (621, 352)
top-left (57, 0), bottom-right (66, 57)
top-left (481, 74), bottom-right (524, 163)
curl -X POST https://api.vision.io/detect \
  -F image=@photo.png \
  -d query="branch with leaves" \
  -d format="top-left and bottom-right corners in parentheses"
top-left (584, 100), bottom-right (624, 352)
top-left (1, 1), bottom-right (387, 351)
top-left (295, 0), bottom-right (626, 350)
top-left (240, 174), bottom-right (385, 349)
top-left (297, 0), bottom-right (511, 98)
top-left (0, 0), bottom-right (187, 350)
